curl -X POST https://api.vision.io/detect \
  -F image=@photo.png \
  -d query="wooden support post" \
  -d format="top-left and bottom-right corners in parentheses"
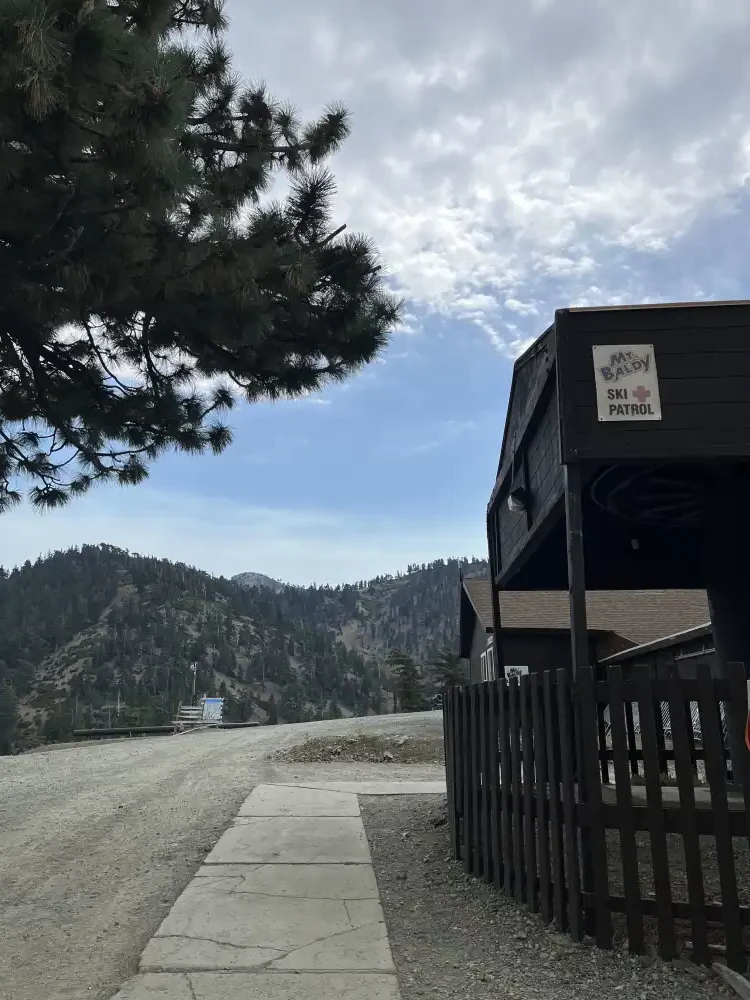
top-left (564, 462), bottom-right (588, 677)
top-left (564, 461), bottom-right (595, 932)
top-left (704, 467), bottom-right (750, 784)
top-left (488, 511), bottom-right (505, 679)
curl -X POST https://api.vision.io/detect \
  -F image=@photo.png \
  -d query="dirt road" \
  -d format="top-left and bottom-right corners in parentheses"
top-left (0, 713), bottom-right (444, 1000)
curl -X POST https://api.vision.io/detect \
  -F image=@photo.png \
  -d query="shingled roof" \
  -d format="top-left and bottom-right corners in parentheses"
top-left (461, 575), bottom-right (709, 646)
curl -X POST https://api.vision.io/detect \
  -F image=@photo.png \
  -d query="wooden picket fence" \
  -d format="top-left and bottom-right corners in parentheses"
top-left (443, 662), bottom-right (750, 969)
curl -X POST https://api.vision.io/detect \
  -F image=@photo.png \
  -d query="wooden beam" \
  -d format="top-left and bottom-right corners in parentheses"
top-left (487, 513), bottom-right (505, 677)
top-left (564, 462), bottom-right (588, 676)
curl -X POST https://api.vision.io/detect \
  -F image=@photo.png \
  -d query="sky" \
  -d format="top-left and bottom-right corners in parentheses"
top-left (4, 0), bottom-right (750, 584)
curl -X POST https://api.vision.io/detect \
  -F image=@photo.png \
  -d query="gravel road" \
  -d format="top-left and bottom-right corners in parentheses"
top-left (0, 712), bottom-right (444, 1000)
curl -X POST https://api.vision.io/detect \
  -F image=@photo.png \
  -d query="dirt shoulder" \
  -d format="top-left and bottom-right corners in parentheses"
top-left (361, 794), bottom-right (729, 1000)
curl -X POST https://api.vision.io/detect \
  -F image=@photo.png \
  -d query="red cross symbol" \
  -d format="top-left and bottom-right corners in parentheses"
top-left (632, 386), bottom-right (651, 404)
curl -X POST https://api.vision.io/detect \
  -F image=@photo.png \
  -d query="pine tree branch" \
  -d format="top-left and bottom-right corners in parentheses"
top-left (83, 324), bottom-right (136, 395)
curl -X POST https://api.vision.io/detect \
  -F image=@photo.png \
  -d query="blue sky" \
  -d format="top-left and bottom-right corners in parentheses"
top-left (4, 0), bottom-right (750, 583)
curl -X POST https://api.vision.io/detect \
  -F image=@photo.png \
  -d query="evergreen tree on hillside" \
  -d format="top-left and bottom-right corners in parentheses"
top-left (0, 0), bottom-right (400, 511)
top-left (0, 680), bottom-right (19, 753)
top-left (387, 649), bottom-right (425, 713)
top-left (427, 649), bottom-right (467, 691)
top-left (0, 545), bottom-right (483, 749)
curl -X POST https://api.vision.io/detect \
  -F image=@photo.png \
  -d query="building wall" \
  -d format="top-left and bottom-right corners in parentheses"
top-left (502, 631), bottom-right (606, 675)
top-left (467, 618), bottom-right (493, 683)
top-left (614, 634), bottom-right (716, 679)
top-left (466, 626), bottom-right (620, 682)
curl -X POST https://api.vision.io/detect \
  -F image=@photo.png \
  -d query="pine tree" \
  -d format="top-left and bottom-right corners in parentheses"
top-left (427, 649), bottom-right (467, 692)
top-left (266, 693), bottom-right (278, 725)
top-left (0, 0), bottom-right (400, 510)
top-left (0, 680), bottom-right (19, 754)
top-left (387, 649), bottom-right (425, 713)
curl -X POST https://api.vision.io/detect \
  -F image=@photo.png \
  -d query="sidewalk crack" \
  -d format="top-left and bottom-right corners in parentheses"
top-left (155, 934), bottom-right (285, 953)
top-left (270, 919), bottom-right (385, 964)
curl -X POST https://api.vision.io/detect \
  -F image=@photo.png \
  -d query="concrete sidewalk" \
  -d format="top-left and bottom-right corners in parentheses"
top-left (110, 780), bottom-right (445, 999)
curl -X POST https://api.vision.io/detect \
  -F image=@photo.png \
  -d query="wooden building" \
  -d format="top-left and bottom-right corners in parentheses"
top-left (599, 621), bottom-right (714, 676)
top-left (459, 574), bottom-right (709, 684)
top-left (487, 300), bottom-right (750, 684)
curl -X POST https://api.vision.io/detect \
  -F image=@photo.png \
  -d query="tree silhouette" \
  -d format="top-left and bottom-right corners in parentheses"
top-left (387, 649), bottom-right (425, 713)
top-left (427, 649), bottom-right (467, 692)
top-left (0, 0), bottom-right (400, 510)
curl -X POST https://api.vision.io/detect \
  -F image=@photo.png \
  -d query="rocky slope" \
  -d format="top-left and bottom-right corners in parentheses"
top-left (0, 545), bottom-right (486, 750)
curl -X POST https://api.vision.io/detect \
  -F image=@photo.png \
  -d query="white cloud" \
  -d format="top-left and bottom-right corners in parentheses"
top-left (392, 311), bottom-right (421, 336)
top-left (228, 0), bottom-right (750, 356)
top-left (1, 488), bottom-right (486, 586)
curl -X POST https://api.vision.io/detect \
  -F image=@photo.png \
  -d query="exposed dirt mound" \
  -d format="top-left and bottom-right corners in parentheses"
top-left (269, 732), bottom-right (445, 764)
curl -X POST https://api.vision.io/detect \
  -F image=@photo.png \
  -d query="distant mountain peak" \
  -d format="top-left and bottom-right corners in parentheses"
top-left (231, 571), bottom-right (284, 592)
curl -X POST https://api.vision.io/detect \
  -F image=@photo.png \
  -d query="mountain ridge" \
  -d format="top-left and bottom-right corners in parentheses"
top-left (0, 544), bottom-right (487, 752)
top-left (232, 571), bottom-right (285, 592)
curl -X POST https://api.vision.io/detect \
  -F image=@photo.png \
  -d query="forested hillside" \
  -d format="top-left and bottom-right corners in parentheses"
top-left (0, 545), bottom-right (486, 752)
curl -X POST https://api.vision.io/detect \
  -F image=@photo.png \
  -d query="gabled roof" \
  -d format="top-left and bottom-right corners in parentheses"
top-left (598, 623), bottom-right (712, 665)
top-left (460, 576), bottom-right (710, 647)
top-left (463, 575), bottom-right (494, 630)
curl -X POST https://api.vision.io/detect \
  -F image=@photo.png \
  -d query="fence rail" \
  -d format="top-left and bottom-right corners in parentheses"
top-left (443, 662), bottom-right (750, 970)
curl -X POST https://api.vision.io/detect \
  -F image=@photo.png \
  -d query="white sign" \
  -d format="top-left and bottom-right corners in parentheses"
top-left (592, 344), bottom-right (662, 422)
top-left (505, 665), bottom-right (529, 679)
top-left (202, 697), bottom-right (223, 723)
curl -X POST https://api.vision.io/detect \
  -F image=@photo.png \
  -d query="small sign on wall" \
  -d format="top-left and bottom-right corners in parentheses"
top-left (505, 665), bottom-right (529, 680)
top-left (592, 345), bottom-right (662, 422)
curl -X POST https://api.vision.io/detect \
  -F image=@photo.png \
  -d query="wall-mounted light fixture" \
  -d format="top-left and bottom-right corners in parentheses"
top-left (507, 487), bottom-right (528, 513)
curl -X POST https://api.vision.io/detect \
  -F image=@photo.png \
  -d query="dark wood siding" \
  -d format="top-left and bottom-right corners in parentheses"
top-left (494, 384), bottom-right (565, 579)
top-left (496, 328), bottom-right (554, 479)
top-left (468, 619), bottom-right (492, 683)
top-left (526, 387), bottom-right (564, 533)
top-left (502, 632), bottom-right (601, 675)
top-left (557, 302), bottom-right (750, 462)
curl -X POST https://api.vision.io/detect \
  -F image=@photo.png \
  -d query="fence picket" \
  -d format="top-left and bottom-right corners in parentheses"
top-left (444, 689), bottom-right (455, 856)
top-left (667, 666), bottom-right (708, 965)
top-left (462, 685), bottom-right (473, 873)
top-left (698, 669), bottom-right (744, 971)
top-left (488, 680), bottom-right (502, 888)
top-left (531, 672), bottom-right (552, 922)
top-left (557, 669), bottom-right (583, 941)
top-left (520, 675), bottom-right (538, 910)
top-left (509, 676), bottom-right (525, 902)
top-left (637, 667), bottom-right (677, 960)
top-left (577, 666), bottom-right (613, 948)
top-left (608, 666), bottom-right (645, 954)
top-left (480, 682), bottom-right (493, 882)
top-left (499, 678), bottom-right (513, 895)
top-left (726, 663), bottom-right (750, 855)
top-left (544, 670), bottom-right (566, 930)
top-left (451, 687), bottom-right (463, 861)
top-left (471, 684), bottom-right (483, 878)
